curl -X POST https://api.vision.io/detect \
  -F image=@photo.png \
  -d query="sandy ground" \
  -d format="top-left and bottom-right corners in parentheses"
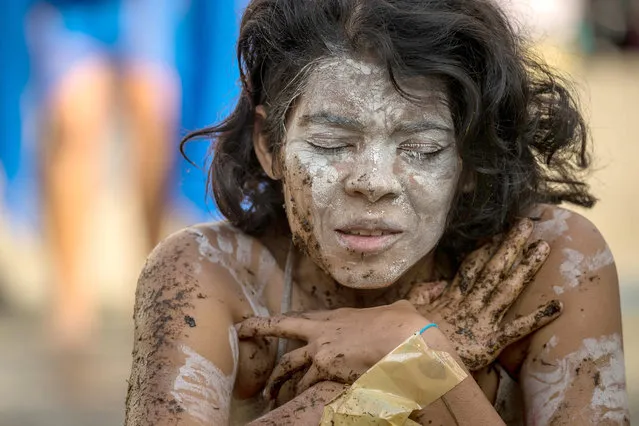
top-left (0, 55), bottom-right (638, 425)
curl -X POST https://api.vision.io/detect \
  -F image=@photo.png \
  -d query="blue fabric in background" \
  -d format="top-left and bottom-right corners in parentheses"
top-left (174, 0), bottom-right (250, 222)
top-left (0, 0), bottom-right (39, 229)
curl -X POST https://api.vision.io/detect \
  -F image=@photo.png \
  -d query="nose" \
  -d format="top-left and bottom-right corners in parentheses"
top-left (344, 150), bottom-right (402, 203)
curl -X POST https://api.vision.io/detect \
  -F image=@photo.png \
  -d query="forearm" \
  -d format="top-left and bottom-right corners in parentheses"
top-left (411, 376), bottom-right (504, 425)
top-left (247, 382), bottom-right (347, 426)
top-left (412, 328), bottom-right (505, 425)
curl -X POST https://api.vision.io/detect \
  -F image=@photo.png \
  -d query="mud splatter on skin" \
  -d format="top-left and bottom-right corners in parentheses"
top-left (184, 315), bottom-right (197, 328)
top-left (125, 238), bottom-right (201, 425)
top-left (126, 227), bottom-right (276, 425)
top-left (523, 333), bottom-right (629, 425)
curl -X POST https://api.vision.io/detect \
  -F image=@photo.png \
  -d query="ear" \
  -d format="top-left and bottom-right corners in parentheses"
top-left (253, 105), bottom-right (280, 180)
top-left (459, 168), bottom-right (476, 193)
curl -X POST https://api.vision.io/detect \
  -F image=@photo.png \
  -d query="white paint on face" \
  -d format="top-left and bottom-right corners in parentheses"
top-left (171, 328), bottom-right (239, 425)
top-left (560, 246), bottom-right (615, 288)
top-left (188, 228), bottom-right (270, 317)
top-left (282, 57), bottom-right (461, 288)
top-left (524, 333), bottom-right (628, 425)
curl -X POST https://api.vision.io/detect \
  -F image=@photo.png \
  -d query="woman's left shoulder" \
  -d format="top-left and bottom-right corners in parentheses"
top-left (528, 203), bottom-right (610, 251)
top-left (521, 202), bottom-right (617, 301)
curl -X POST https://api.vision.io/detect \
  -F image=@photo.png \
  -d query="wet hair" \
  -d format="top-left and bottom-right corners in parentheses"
top-left (182, 0), bottom-right (595, 260)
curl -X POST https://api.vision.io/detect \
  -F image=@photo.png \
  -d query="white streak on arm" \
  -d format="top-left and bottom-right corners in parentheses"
top-left (171, 327), bottom-right (240, 425)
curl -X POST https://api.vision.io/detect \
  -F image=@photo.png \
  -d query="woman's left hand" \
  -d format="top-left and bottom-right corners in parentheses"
top-left (236, 300), bottom-right (428, 400)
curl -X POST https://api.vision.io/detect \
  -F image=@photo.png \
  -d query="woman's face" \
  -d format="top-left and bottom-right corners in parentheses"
top-left (281, 57), bottom-right (461, 289)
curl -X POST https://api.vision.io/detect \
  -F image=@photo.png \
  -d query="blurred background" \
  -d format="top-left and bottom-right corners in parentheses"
top-left (0, 0), bottom-right (637, 424)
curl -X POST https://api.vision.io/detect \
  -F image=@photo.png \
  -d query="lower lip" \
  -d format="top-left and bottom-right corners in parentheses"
top-left (336, 231), bottom-right (402, 254)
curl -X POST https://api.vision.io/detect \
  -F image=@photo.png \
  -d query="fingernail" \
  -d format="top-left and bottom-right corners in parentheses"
top-left (519, 218), bottom-right (532, 231)
top-left (262, 387), bottom-right (272, 401)
top-left (545, 300), bottom-right (562, 316)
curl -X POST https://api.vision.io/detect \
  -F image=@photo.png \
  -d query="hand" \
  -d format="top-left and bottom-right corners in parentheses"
top-left (408, 218), bottom-right (562, 371)
top-left (237, 300), bottom-right (427, 400)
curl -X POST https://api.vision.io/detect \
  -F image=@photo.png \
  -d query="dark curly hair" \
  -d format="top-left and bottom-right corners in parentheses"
top-left (182, 0), bottom-right (595, 260)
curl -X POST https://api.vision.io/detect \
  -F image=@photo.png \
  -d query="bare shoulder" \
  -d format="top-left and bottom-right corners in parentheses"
top-left (126, 222), bottom-right (284, 424)
top-left (136, 222), bottom-right (243, 317)
top-left (499, 204), bottom-right (628, 424)
top-left (529, 203), bottom-right (615, 286)
top-left (502, 203), bottom-right (619, 346)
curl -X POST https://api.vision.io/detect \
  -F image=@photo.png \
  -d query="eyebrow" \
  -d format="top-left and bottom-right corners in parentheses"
top-left (392, 120), bottom-right (453, 135)
top-left (298, 112), bottom-right (366, 132)
top-left (298, 111), bottom-right (452, 134)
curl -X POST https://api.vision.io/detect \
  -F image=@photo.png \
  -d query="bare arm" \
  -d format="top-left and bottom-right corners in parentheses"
top-left (410, 328), bottom-right (507, 425)
top-left (247, 382), bottom-right (348, 425)
top-left (125, 222), bottom-right (290, 425)
top-left (124, 227), bottom-right (241, 425)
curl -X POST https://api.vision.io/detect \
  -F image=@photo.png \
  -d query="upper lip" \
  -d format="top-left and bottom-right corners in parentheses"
top-left (336, 219), bottom-right (404, 234)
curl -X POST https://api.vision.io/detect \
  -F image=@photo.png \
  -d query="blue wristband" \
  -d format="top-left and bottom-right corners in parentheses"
top-left (418, 323), bottom-right (438, 335)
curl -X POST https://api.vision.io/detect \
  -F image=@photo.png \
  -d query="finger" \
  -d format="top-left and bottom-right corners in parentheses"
top-left (295, 363), bottom-right (323, 396)
top-left (297, 308), bottom-right (350, 321)
top-left (450, 242), bottom-right (497, 298)
top-left (486, 240), bottom-right (550, 322)
top-left (264, 346), bottom-right (312, 400)
top-left (466, 219), bottom-right (534, 310)
top-left (236, 315), bottom-right (314, 340)
top-left (499, 300), bottom-right (562, 346)
top-left (406, 281), bottom-right (448, 308)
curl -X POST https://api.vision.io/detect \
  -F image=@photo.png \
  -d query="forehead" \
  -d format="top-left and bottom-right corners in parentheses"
top-left (295, 57), bottom-right (451, 124)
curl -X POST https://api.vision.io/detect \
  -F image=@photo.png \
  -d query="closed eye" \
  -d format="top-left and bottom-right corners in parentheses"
top-left (398, 143), bottom-right (446, 160)
top-left (306, 138), bottom-right (351, 153)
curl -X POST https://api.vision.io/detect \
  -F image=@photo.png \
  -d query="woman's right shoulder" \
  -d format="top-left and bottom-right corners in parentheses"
top-left (138, 221), bottom-right (283, 321)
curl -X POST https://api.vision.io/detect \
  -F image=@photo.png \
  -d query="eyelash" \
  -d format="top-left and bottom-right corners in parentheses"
top-left (399, 144), bottom-right (444, 161)
top-left (307, 142), bottom-right (349, 154)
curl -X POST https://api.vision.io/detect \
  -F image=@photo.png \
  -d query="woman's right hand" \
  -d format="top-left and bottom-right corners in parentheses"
top-left (407, 218), bottom-right (563, 371)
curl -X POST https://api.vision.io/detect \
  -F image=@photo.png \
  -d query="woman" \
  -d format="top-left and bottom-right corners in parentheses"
top-left (124, 0), bottom-right (629, 424)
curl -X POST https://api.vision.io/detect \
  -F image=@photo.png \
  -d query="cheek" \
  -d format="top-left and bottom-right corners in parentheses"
top-left (282, 152), bottom-right (340, 266)
top-left (405, 158), bottom-right (461, 219)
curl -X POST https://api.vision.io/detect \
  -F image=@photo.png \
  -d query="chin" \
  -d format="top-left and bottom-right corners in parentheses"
top-left (329, 265), bottom-right (404, 290)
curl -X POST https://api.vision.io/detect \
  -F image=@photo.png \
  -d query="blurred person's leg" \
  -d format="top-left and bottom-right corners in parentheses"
top-left (27, 1), bottom-right (119, 349)
top-left (120, 0), bottom-right (184, 249)
top-left (43, 59), bottom-right (114, 348)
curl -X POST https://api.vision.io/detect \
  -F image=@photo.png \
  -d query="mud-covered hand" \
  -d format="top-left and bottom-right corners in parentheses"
top-left (407, 218), bottom-right (562, 371)
top-left (236, 300), bottom-right (427, 400)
